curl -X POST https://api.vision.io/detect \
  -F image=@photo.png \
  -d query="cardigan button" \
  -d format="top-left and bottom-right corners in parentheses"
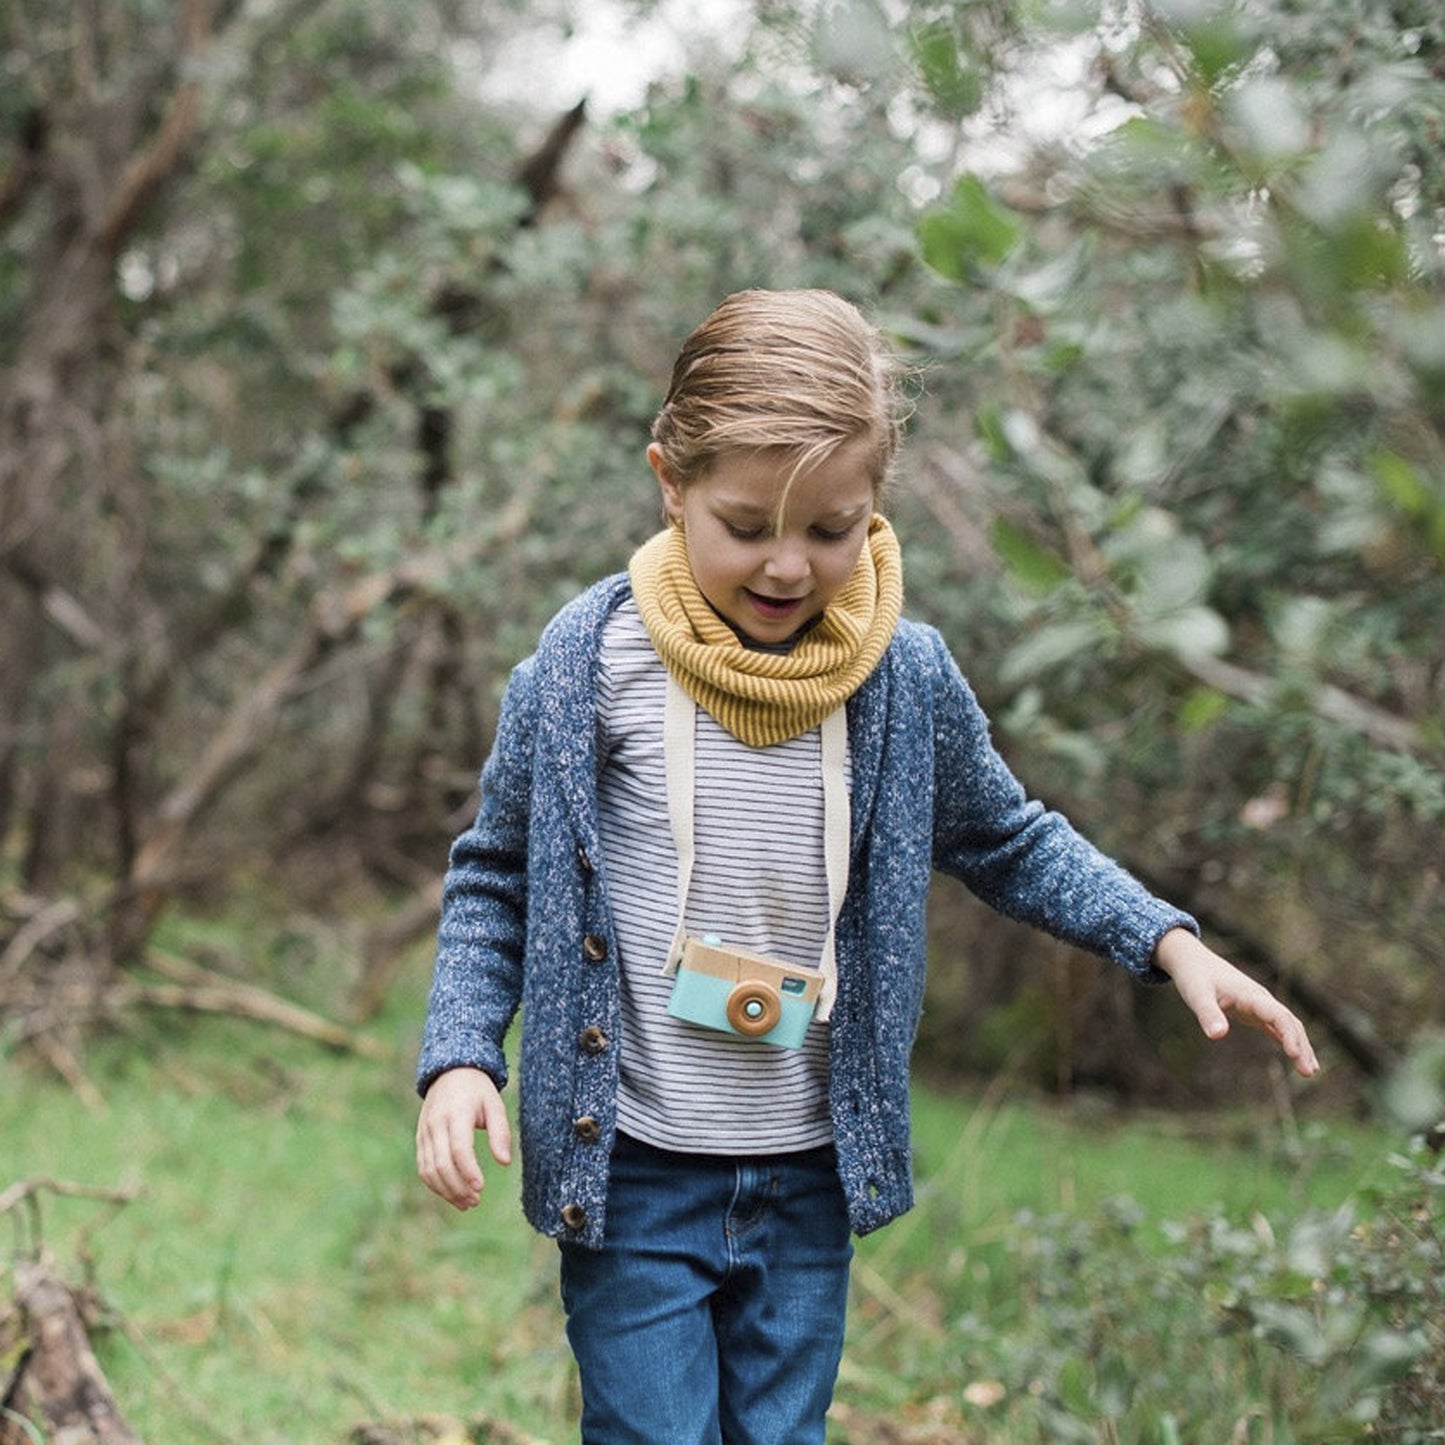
top-left (573, 1115), bottom-right (601, 1143)
top-left (560, 1203), bottom-right (587, 1232)
top-left (577, 845), bottom-right (594, 874)
top-left (582, 934), bottom-right (608, 963)
top-left (580, 1025), bottom-right (609, 1055)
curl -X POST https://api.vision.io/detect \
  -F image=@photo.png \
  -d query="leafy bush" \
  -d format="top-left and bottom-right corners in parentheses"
top-left (850, 1140), bottom-right (1443, 1443)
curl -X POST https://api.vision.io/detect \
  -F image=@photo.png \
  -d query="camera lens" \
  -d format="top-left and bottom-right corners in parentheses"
top-left (727, 981), bottom-right (782, 1036)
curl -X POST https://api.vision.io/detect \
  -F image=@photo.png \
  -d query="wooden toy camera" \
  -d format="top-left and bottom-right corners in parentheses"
top-left (667, 935), bottom-right (822, 1049)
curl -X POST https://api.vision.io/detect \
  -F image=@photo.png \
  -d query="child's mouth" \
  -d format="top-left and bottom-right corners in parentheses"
top-left (745, 590), bottom-right (806, 620)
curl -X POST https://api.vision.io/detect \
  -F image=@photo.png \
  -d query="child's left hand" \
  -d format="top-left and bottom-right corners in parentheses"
top-left (1153, 928), bottom-right (1320, 1078)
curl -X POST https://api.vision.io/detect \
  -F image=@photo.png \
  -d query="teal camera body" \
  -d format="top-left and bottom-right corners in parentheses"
top-left (667, 936), bottom-right (822, 1050)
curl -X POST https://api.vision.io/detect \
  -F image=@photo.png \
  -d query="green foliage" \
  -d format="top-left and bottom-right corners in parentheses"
top-left (903, 0), bottom-right (1445, 1047)
top-left (1381, 1033), bottom-right (1445, 1134)
top-left (917, 175), bottom-right (1024, 280)
top-left (854, 1114), bottom-right (1444, 1443)
top-left (0, 979), bottom-right (1425, 1444)
top-left (3, 0), bottom-right (1441, 1087)
top-left (910, 17), bottom-right (986, 121)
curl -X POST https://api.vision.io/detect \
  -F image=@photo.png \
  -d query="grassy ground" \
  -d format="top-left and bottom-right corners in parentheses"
top-left (0, 949), bottom-right (1414, 1445)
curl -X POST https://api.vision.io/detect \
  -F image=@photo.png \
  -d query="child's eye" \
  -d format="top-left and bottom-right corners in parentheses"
top-left (812, 523), bottom-right (857, 542)
top-left (724, 522), bottom-right (768, 541)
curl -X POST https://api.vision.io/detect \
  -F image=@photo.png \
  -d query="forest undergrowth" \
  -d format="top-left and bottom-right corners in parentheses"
top-left (2, 944), bottom-right (1441, 1445)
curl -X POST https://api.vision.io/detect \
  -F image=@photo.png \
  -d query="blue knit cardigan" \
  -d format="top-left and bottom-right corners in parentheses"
top-left (417, 574), bottom-right (1196, 1249)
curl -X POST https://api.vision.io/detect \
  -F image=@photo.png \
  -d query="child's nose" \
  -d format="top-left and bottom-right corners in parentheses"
top-left (763, 537), bottom-right (810, 586)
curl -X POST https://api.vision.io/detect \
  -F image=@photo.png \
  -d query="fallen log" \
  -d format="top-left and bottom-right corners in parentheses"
top-left (0, 1262), bottom-right (143, 1445)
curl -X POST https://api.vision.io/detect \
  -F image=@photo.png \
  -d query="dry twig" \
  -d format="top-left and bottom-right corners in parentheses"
top-left (130, 948), bottom-right (390, 1058)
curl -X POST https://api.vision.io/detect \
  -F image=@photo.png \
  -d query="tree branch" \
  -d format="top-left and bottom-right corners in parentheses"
top-left (1179, 650), bottom-right (1425, 755)
top-left (514, 98), bottom-right (587, 224)
top-left (0, 1178), bottom-right (140, 1220)
top-left (0, 897), bottom-right (84, 989)
top-left (996, 175), bottom-right (1226, 242)
top-left (125, 503), bottom-right (528, 902)
top-left (115, 949), bottom-right (389, 1058)
top-left (350, 877), bottom-right (442, 1021)
top-left (97, 0), bottom-right (212, 257)
top-left (4, 555), bottom-right (109, 650)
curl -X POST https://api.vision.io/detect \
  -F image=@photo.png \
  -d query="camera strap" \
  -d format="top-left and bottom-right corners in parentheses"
top-left (660, 673), bottom-right (850, 1022)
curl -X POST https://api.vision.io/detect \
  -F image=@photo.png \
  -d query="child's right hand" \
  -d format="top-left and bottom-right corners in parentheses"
top-left (416, 1066), bottom-right (512, 1211)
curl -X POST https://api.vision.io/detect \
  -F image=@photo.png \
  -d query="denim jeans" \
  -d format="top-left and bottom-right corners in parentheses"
top-left (558, 1132), bottom-right (854, 1445)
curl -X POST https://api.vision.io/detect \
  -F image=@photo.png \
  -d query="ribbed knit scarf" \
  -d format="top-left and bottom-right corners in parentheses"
top-left (629, 515), bottom-right (903, 748)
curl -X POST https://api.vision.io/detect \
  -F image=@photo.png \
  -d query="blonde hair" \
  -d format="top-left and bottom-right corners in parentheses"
top-left (650, 289), bottom-right (905, 502)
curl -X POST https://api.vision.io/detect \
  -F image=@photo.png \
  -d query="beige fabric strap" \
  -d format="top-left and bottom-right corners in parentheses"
top-left (662, 673), bottom-right (849, 1022)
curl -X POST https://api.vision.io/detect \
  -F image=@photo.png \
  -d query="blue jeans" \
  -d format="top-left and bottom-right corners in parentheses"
top-left (558, 1132), bottom-right (853, 1445)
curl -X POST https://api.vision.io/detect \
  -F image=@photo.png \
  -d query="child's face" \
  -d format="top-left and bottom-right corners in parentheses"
top-left (649, 440), bottom-right (877, 646)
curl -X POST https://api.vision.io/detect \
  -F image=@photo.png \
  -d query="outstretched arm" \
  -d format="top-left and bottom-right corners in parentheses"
top-left (1153, 927), bottom-right (1319, 1078)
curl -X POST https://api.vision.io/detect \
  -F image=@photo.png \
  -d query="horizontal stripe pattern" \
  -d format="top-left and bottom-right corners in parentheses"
top-left (597, 601), bottom-right (838, 1154)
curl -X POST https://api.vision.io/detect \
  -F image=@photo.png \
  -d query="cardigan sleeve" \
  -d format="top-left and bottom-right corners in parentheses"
top-left (416, 656), bottom-right (539, 1094)
top-left (923, 630), bottom-right (1196, 981)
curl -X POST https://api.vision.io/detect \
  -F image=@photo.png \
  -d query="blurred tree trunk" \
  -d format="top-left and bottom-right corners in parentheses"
top-left (0, 0), bottom-right (592, 1071)
top-left (0, 2), bottom-right (215, 897)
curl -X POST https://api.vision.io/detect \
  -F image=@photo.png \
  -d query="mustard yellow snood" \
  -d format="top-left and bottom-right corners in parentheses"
top-left (629, 515), bottom-right (903, 748)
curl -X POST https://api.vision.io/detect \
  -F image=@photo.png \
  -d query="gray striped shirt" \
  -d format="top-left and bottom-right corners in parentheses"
top-left (597, 600), bottom-right (836, 1153)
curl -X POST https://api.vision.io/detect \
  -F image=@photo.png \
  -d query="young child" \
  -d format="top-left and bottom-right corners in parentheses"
top-left (416, 288), bottom-right (1318, 1445)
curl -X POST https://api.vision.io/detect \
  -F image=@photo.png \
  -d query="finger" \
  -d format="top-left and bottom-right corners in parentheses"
top-left (424, 1114), bottom-right (482, 1209)
top-left (478, 1090), bottom-right (513, 1166)
top-left (445, 1112), bottom-right (487, 1195)
top-left (416, 1125), bottom-right (459, 1207)
top-left (417, 1111), bottom-right (483, 1210)
top-left (1227, 989), bottom-right (1321, 1079)
top-left (1194, 999), bottom-right (1231, 1041)
top-left (418, 1133), bottom-right (455, 1206)
top-left (1176, 977), bottom-right (1231, 1041)
top-left (1271, 1011), bottom-right (1320, 1078)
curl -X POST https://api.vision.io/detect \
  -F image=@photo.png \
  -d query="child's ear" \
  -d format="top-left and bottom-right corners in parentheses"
top-left (647, 443), bottom-right (685, 524)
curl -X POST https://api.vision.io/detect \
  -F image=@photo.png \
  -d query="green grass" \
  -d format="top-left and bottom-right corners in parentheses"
top-left (2, 963), bottom-right (572, 1445)
top-left (0, 952), bottom-right (1419, 1445)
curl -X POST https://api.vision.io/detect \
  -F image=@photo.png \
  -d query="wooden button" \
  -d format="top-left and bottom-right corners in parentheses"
top-left (582, 934), bottom-right (608, 962)
top-left (560, 1203), bottom-right (587, 1231)
top-left (574, 1115), bottom-right (601, 1143)
top-left (580, 1025), bottom-right (608, 1054)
